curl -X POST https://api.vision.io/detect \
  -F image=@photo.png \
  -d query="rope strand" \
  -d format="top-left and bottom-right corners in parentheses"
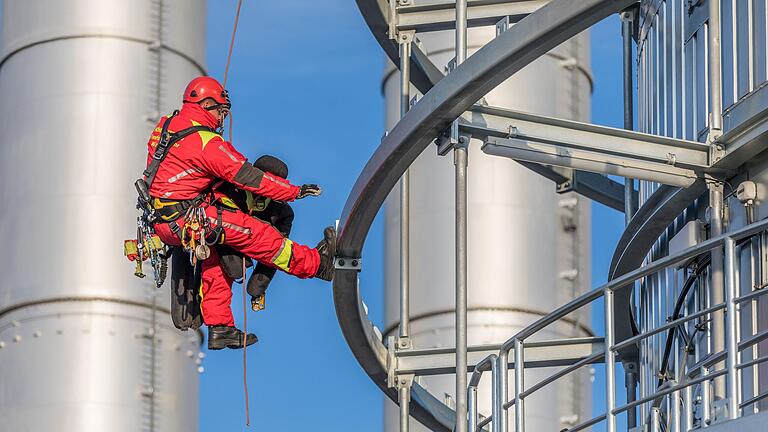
top-left (223, 0), bottom-right (243, 87)
top-left (242, 257), bottom-right (250, 426)
top-left (222, 0), bottom-right (248, 426)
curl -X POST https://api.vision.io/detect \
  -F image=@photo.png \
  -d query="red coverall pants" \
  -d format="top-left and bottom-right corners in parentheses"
top-left (155, 204), bottom-right (320, 326)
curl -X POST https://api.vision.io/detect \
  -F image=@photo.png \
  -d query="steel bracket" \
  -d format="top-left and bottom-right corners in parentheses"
top-left (387, 335), bottom-right (399, 388)
top-left (397, 373), bottom-right (415, 394)
top-left (398, 335), bottom-right (412, 350)
top-left (397, 29), bottom-right (415, 45)
top-left (496, 16), bottom-right (511, 36)
top-left (334, 256), bottom-right (362, 271)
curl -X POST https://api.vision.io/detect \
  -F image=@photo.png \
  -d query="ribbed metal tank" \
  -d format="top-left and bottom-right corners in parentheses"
top-left (382, 22), bottom-right (594, 431)
top-left (636, 0), bottom-right (768, 423)
top-left (0, 1), bottom-right (205, 430)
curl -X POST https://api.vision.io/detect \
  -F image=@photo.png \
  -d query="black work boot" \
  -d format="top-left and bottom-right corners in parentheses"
top-left (207, 325), bottom-right (258, 350)
top-left (314, 226), bottom-right (337, 281)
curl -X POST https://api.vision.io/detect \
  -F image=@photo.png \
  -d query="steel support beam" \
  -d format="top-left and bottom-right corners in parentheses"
top-left (395, 0), bottom-right (546, 33)
top-left (459, 105), bottom-right (711, 187)
top-left (395, 337), bottom-right (605, 377)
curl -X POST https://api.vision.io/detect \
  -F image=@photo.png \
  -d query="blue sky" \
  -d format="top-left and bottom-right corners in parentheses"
top-left (202, 2), bottom-right (628, 430)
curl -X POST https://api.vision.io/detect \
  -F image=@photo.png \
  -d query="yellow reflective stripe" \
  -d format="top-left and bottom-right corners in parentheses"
top-left (191, 120), bottom-right (220, 149)
top-left (272, 239), bottom-right (293, 272)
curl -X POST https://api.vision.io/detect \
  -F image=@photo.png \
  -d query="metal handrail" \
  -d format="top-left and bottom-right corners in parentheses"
top-left (468, 355), bottom-right (497, 432)
top-left (740, 390), bottom-right (768, 409)
top-left (467, 218), bottom-right (768, 432)
top-left (611, 302), bottom-right (725, 352)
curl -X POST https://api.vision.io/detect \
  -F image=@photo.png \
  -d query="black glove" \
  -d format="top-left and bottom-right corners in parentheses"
top-left (297, 184), bottom-right (322, 199)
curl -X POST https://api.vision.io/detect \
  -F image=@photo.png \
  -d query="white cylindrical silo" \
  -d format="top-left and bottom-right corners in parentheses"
top-left (382, 23), bottom-right (594, 431)
top-left (0, 1), bottom-right (205, 430)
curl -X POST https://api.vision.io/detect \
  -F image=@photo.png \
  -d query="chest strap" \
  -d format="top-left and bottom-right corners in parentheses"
top-left (142, 111), bottom-right (216, 189)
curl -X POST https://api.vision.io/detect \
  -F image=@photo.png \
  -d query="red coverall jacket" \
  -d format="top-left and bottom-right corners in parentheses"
top-left (146, 103), bottom-right (320, 326)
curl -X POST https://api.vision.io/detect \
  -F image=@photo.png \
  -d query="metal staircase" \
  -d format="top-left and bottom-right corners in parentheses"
top-left (334, 1), bottom-right (768, 431)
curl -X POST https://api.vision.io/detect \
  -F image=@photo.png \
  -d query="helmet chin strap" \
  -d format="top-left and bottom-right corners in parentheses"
top-left (204, 103), bottom-right (230, 133)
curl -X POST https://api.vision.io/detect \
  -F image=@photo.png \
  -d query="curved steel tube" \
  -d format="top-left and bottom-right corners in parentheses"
top-left (607, 180), bottom-right (708, 360)
top-left (337, 0), bottom-right (637, 430)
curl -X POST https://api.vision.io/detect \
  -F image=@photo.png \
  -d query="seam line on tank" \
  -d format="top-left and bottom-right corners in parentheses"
top-left (0, 34), bottom-right (206, 74)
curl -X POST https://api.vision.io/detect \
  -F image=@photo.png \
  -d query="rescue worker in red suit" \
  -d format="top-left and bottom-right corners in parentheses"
top-left (146, 76), bottom-right (335, 350)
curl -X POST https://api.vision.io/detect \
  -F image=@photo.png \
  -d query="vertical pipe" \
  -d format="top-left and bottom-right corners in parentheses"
top-left (497, 352), bottom-right (509, 432)
top-left (454, 2), bottom-right (469, 432)
top-left (708, 0), bottom-right (723, 132)
top-left (709, 185), bottom-right (726, 399)
top-left (622, 11), bottom-right (636, 225)
top-left (621, 14), bottom-right (639, 427)
top-left (724, 237), bottom-right (740, 419)
top-left (399, 39), bottom-right (412, 343)
top-left (605, 289), bottom-right (617, 432)
top-left (455, 142), bottom-right (469, 432)
top-left (399, 384), bottom-right (411, 432)
top-left (513, 340), bottom-right (525, 432)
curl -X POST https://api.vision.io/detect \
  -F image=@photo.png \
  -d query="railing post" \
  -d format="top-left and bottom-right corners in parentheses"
top-left (724, 237), bottom-right (740, 419)
top-left (683, 384), bottom-right (694, 431)
top-left (513, 339), bottom-right (525, 432)
top-left (605, 289), bottom-right (617, 432)
top-left (490, 355), bottom-right (500, 432)
top-left (497, 350), bottom-right (509, 432)
top-left (468, 385), bottom-right (478, 432)
top-left (702, 366), bottom-right (712, 427)
top-left (650, 407), bottom-right (661, 432)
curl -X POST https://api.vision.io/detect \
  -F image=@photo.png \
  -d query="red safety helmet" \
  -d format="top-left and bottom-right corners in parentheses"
top-left (183, 76), bottom-right (231, 107)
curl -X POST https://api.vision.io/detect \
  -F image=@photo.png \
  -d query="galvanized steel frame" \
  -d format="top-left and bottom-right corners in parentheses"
top-left (340, 0), bottom-right (637, 430)
top-left (340, 0), bottom-right (768, 430)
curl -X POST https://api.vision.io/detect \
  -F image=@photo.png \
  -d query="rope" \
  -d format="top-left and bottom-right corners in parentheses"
top-left (222, 0), bottom-right (248, 425)
top-left (223, 0), bottom-right (243, 87)
top-left (242, 257), bottom-right (250, 426)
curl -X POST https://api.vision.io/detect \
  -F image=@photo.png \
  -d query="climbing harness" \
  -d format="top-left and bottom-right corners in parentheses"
top-left (125, 110), bottom-right (217, 287)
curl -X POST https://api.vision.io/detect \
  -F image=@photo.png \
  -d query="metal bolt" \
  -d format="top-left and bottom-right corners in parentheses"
top-left (197, 366), bottom-right (205, 374)
top-left (352, 259), bottom-right (359, 267)
top-left (339, 259), bottom-right (346, 266)
top-left (33, 331), bottom-right (42, 338)
top-left (0, 342), bottom-right (5, 349)
top-left (186, 350), bottom-right (195, 358)
top-left (13, 335), bottom-right (21, 343)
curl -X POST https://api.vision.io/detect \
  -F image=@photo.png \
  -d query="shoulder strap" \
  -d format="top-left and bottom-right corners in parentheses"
top-left (143, 111), bottom-right (217, 188)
